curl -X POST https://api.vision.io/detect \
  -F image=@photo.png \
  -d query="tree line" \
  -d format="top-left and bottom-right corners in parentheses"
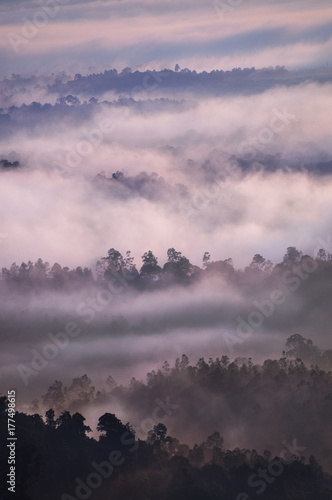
top-left (0, 387), bottom-right (331, 500)
top-left (1, 246), bottom-right (332, 292)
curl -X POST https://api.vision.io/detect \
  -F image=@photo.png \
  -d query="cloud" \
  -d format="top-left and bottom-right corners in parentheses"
top-left (0, 78), bottom-right (332, 273)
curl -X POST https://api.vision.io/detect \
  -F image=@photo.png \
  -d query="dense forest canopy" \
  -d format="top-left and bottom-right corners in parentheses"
top-left (1, 245), bottom-right (331, 292)
top-left (1, 245), bottom-right (332, 400)
top-left (1, 346), bottom-right (332, 500)
top-left (2, 0), bottom-right (332, 497)
top-left (2, 244), bottom-right (332, 498)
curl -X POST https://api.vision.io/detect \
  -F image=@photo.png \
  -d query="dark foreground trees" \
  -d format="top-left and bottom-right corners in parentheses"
top-left (2, 344), bottom-right (332, 500)
top-left (0, 400), bottom-right (331, 500)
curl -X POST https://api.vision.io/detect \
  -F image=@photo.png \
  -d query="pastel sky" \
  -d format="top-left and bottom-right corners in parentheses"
top-left (1, 0), bottom-right (332, 76)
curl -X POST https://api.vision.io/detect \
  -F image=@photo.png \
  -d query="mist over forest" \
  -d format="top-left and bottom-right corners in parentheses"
top-left (2, 66), bottom-right (332, 496)
top-left (1, 0), bottom-right (332, 498)
top-left (1, 245), bottom-right (332, 489)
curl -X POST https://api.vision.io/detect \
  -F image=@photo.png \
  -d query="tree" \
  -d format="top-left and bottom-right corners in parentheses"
top-left (50, 263), bottom-right (67, 287)
top-left (96, 248), bottom-right (137, 285)
top-left (167, 248), bottom-right (183, 263)
top-left (42, 380), bottom-right (65, 412)
top-left (206, 431), bottom-right (224, 451)
top-left (142, 250), bottom-right (158, 267)
top-left (202, 252), bottom-right (210, 268)
top-left (316, 248), bottom-right (328, 261)
top-left (163, 248), bottom-right (193, 283)
top-left (18, 261), bottom-right (33, 285)
top-left (124, 250), bottom-right (135, 272)
top-left (97, 413), bottom-right (134, 446)
top-left (285, 334), bottom-right (308, 354)
top-left (203, 257), bottom-right (234, 280)
top-left (282, 246), bottom-right (302, 265)
top-left (72, 412), bottom-right (91, 438)
top-left (0, 395), bottom-right (7, 417)
top-left (106, 375), bottom-right (117, 390)
top-left (249, 254), bottom-right (273, 272)
top-left (102, 248), bottom-right (125, 275)
top-left (45, 409), bottom-right (56, 428)
top-left (66, 375), bottom-right (95, 411)
top-left (140, 250), bottom-right (162, 278)
top-left (180, 354), bottom-right (189, 371)
top-left (189, 443), bottom-right (204, 467)
top-left (32, 258), bottom-right (50, 284)
top-left (284, 334), bottom-right (321, 365)
top-left (57, 95), bottom-right (80, 106)
top-left (147, 423), bottom-right (167, 447)
top-left (56, 410), bottom-right (91, 440)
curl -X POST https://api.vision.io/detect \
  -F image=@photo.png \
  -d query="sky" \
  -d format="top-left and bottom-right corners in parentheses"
top-left (0, 0), bottom-right (332, 424)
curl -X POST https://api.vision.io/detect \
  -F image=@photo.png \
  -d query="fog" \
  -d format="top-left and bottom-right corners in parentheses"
top-left (1, 1), bottom-right (332, 498)
top-left (1, 76), bottom-right (332, 269)
top-left (1, 69), bottom-right (332, 399)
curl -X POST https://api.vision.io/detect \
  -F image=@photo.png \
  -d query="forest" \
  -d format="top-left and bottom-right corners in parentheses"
top-left (2, 0), bottom-right (332, 497)
top-left (2, 245), bottom-right (332, 499)
top-left (1, 345), bottom-right (332, 500)
top-left (1, 245), bottom-right (332, 292)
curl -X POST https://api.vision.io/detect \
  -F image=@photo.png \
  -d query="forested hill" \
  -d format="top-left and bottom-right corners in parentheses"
top-left (2, 348), bottom-right (332, 500)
